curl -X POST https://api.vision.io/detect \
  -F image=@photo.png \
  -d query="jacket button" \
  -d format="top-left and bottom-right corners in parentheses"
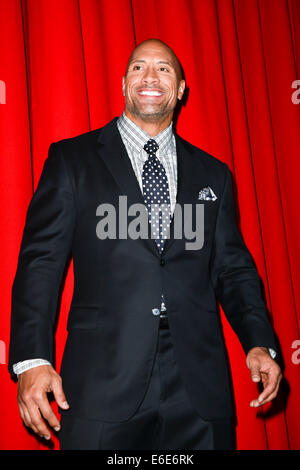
top-left (152, 308), bottom-right (160, 316)
top-left (160, 258), bottom-right (165, 266)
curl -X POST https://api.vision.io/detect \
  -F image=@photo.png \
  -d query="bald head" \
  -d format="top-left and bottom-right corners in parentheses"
top-left (125, 38), bottom-right (183, 83)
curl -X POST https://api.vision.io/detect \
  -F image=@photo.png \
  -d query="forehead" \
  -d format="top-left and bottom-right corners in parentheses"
top-left (130, 42), bottom-right (175, 65)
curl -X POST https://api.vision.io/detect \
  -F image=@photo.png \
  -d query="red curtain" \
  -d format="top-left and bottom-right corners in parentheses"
top-left (1, 0), bottom-right (299, 450)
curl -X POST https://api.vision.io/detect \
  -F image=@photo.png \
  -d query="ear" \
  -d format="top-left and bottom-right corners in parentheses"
top-left (177, 80), bottom-right (186, 100)
top-left (122, 76), bottom-right (125, 96)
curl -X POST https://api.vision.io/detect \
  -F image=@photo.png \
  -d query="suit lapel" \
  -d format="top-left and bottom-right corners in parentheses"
top-left (96, 118), bottom-right (158, 257)
top-left (96, 117), bottom-right (209, 256)
top-left (97, 117), bottom-right (144, 205)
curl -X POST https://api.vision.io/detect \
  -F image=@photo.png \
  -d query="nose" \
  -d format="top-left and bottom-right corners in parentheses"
top-left (142, 66), bottom-right (159, 86)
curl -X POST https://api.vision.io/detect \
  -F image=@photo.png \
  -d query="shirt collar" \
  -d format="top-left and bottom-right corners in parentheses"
top-left (117, 111), bottom-right (173, 155)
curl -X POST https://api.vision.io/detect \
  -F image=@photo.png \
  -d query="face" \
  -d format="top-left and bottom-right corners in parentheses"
top-left (122, 42), bottom-right (185, 123)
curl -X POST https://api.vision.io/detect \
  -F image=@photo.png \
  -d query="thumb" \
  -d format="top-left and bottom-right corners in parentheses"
top-left (249, 360), bottom-right (262, 383)
top-left (51, 377), bottom-right (69, 409)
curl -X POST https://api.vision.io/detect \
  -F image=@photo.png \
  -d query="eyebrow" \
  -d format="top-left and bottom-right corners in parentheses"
top-left (130, 59), bottom-right (174, 68)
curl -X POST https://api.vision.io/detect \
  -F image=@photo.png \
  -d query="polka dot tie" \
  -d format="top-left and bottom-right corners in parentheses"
top-left (142, 139), bottom-right (171, 254)
top-left (143, 138), bottom-right (171, 313)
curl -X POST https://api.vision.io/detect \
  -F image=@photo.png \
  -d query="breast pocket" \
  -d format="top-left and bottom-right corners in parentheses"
top-left (67, 305), bottom-right (101, 331)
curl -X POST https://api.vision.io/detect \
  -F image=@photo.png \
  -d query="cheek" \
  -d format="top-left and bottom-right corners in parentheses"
top-left (167, 88), bottom-right (179, 103)
top-left (164, 82), bottom-right (179, 99)
top-left (126, 83), bottom-right (138, 98)
top-left (124, 86), bottom-right (134, 102)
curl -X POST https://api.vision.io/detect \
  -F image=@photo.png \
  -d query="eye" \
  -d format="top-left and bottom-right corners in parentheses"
top-left (132, 65), bottom-right (142, 71)
top-left (159, 67), bottom-right (169, 72)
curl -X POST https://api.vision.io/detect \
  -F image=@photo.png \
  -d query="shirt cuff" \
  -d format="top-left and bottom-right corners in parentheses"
top-left (13, 359), bottom-right (51, 376)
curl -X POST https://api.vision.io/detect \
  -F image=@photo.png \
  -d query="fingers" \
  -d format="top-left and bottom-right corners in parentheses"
top-left (19, 401), bottom-right (48, 438)
top-left (19, 395), bottom-right (52, 439)
top-left (35, 392), bottom-right (61, 432)
top-left (51, 376), bottom-right (69, 410)
top-left (257, 369), bottom-right (282, 405)
top-left (250, 367), bottom-right (282, 408)
top-left (29, 405), bottom-right (52, 440)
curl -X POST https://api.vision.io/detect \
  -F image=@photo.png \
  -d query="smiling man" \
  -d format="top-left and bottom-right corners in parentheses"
top-left (9, 38), bottom-right (282, 450)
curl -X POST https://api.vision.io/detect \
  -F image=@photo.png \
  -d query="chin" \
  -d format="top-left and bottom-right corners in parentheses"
top-left (139, 111), bottom-right (170, 123)
top-left (130, 105), bottom-right (172, 122)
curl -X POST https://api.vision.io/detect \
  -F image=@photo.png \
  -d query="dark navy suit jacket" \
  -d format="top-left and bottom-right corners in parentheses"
top-left (9, 117), bottom-right (277, 421)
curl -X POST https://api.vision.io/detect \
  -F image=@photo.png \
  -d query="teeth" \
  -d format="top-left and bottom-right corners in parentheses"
top-left (139, 91), bottom-right (162, 96)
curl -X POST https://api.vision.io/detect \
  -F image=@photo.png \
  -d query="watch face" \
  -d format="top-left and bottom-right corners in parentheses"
top-left (269, 348), bottom-right (277, 359)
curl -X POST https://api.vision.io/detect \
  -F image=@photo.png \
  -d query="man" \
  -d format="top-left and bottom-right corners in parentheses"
top-left (9, 38), bottom-right (282, 450)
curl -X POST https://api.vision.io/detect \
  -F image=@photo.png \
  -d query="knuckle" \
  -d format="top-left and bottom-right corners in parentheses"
top-left (37, 426), bottom-right (48, 435)
top-left (42, 408), bottom-right (51, 418)
top-left (43, 410), bottom-right (54, 422)
top-left (46, 409), bottom-right (56, 420)
top-left (31, 416), bottom-right (42, 427)
top-left (33, 392), bottom-right (43, 402)
top-left (51, 372), bottom-right (61, 382)
top-left (22, 392), bottom-right (32, 402)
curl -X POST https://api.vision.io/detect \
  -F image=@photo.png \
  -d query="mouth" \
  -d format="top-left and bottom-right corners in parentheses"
top-left (137, 89), bottom-right (164, 98)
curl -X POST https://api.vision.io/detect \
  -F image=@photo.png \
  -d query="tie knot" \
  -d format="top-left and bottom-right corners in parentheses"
top-left (144, 139), bottom-right (159, 156)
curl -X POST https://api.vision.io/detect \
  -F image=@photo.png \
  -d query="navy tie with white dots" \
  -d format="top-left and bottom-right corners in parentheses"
top-left (142, 138), bottom-right (171, 314)
top-left (142, 139), bottom-right (171, 253)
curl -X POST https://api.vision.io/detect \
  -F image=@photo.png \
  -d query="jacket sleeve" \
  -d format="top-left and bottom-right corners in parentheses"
top-left (8, 142), bottom-right (75, 378)
top-left (210, 164), bottom-right (277, 356)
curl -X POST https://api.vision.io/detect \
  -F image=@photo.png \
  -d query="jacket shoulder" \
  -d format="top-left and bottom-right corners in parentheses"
top-left (48, 118), bottom-right (119, 171)
top-left (176, 134), bottom-right (229, 174)
top-left (52, 117), bottom-right (118, 153)
top-left (53, 127), bottom-right (101, 151)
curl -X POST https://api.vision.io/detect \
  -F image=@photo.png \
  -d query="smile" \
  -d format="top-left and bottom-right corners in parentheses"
top-left (138, 90), bottom-right (163, 97)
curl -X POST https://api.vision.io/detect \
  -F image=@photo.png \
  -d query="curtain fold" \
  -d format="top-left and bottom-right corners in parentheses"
top-left (0, 0), bottom-right (299, 450)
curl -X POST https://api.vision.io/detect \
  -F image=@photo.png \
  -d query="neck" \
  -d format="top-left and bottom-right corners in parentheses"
top-left (124, 109), bottom-right (172, 137)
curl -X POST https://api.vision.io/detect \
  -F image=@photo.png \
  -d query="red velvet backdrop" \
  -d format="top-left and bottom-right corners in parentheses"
top-left (1, 0), bottom-right (300, 450)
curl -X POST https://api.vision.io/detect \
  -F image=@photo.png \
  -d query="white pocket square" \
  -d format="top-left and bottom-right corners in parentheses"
top-left (198, 186), bottom-right (217, 201)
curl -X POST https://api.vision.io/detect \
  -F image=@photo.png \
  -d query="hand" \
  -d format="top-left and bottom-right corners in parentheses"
top-left (17, 365), bottom-right (69, 440)
top-left (246, 347), bottom-right (282, 408)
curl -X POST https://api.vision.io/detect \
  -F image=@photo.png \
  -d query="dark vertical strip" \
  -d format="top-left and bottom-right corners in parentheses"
top-left (287, 0), bottom-right (299, 79)
top-left (77, 0), bottom-right (91, 131)
top-left (130, 0), bottom-right (137, 46)
top-left (20, 0), bottom-right (34, 194)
